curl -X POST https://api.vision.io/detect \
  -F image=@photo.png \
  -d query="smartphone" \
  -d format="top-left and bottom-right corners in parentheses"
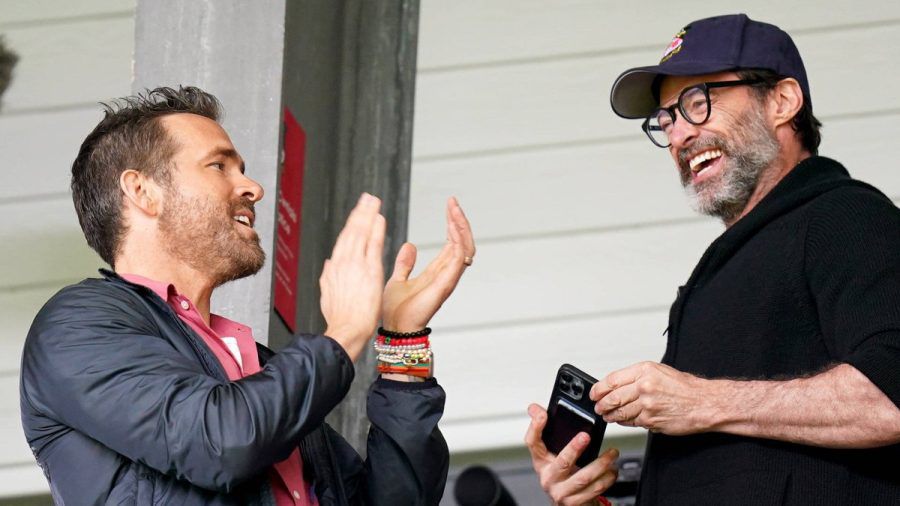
top-left (541, 364), bottom-right (607, 468)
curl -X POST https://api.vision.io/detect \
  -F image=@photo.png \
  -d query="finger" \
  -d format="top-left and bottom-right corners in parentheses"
top-left (594, 382), bottom-right (639, 415)
top-left (366, 213), bottom-right (387, 267)
top-left (390, 242), bottom-right (417, 282)
top-left (332, 193), bottom-right (380, 262)
top-left (590, 363), bottom-right (641, 401)
top-left (602, 399), bottom-right (643, 425)
top-left (554, 448), bottom-right (620, 500)
top-left (546, 432), bottom-right (590, 481)
top-left (431, 246), bottom-right (467, 292)
top-left (524, 403), bottom-right (550, 460)
top-left (446, 198), bottom-right (463, 245)
top-left (558, 470), bottom-right (619, 506)
top-left (448, 197), bottom-right (476, 256)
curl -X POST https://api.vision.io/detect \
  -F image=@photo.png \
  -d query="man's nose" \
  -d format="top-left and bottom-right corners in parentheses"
top-left (667, 112), bottom-right (700, 152)
top-left (236, 174), bottom-right (264, 202)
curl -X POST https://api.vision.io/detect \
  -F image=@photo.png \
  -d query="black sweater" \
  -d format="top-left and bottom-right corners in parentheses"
top-left (638, 157), bottom-right (900, 505)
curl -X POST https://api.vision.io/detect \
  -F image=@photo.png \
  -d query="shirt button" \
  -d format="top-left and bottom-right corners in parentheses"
top-left (292, 490), bottom-right (301, 500)
top-left (180, 300), bottom-right (190, 310)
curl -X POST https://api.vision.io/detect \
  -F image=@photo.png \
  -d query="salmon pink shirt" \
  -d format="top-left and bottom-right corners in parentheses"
top-left (121, 274), bottom-right (317, 506)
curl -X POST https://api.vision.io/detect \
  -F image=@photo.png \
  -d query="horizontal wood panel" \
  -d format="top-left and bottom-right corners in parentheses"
top-left (421, 219), bottom-right (721, 329)
top-left (0, 285), bottom-right (62, 373)
top-left (413, 24), bottom-right (900, 158)
top-left (441, 413), bottom-right (646, 454)
top-left (0, 198), bottom-right (102, 290)
top-left (0, 463), bottom-right (48, 498)
top-left (408, 113), bottom-right (900, 245)
top-left (419, 0), bottom-right (900, 70)
top-left (434, 309), bottom-right (668, 423)
top-left (0, 0), bottom-right (133, 26)
top-left (1, 16), bottom-right (133, 112)
top-left (0, 107), bottom-right (104, 200)
top-left (0, 374), bottom-right (40, 470)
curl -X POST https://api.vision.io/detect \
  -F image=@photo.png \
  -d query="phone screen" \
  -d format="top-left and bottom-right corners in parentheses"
top-left (544, 397), bottom-right (596, 455)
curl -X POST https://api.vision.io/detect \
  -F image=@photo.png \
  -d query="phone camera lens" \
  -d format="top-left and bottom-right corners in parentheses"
top-left (561, 373), bottom-right (573, 383)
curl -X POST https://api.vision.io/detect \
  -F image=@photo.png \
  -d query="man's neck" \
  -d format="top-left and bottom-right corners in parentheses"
top-left (725, 148), bottom-right (812, 228)
top-left (115, 250), bottom-right (216, 325)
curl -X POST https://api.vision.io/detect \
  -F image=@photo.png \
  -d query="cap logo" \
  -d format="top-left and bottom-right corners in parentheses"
top-left (660, 28), bottom-right (687, 63)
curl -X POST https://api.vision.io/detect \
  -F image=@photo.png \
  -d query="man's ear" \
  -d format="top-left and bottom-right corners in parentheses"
top-left (119, 169), bottom-right (162, 216)
top-left (769, 78), bottom-right (804, 129)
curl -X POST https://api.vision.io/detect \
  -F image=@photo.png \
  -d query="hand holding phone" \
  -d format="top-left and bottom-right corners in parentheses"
top-left (541, 364), bottom-right (608, 468)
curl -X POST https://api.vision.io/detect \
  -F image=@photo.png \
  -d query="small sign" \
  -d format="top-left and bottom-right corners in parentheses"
top-left (273, 108), bottom-right (306, 333)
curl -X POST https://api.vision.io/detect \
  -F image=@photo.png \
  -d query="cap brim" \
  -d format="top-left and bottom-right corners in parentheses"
top-left (609, 61), bottom-right (739, 119)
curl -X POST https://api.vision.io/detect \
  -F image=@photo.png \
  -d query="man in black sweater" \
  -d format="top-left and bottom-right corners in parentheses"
top-left (525, 14), bottom-right (900, 505)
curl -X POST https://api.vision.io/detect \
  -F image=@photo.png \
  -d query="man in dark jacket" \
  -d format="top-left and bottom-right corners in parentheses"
top-left (20, 86), bottom-right (475, 505)
top-left (526, 14), bottom-right (900, 505)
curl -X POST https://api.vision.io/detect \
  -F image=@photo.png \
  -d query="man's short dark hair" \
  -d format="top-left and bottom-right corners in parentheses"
top-left (0, 36), bottom-right (19, 101)
top-left (738, 69), bottom-right (822, 155)
top-left (71, 86), bottom-right (222, 267)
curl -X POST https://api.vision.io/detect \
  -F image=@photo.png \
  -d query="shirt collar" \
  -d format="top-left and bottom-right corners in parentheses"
top-left (118, 273), bottom-right (179, 301)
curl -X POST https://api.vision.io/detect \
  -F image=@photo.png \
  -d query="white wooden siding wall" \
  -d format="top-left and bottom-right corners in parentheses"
top-left (0, 0), bottom-right (134, 497)
top-left (1, 0), bottom-right (899, 500)
top-left (410, 0), bottom-right (900, 452)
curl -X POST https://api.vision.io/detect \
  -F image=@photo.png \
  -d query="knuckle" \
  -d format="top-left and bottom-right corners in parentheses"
top-left (539, 474), bottom-right (553, 491)
top-left (549, 489), bottom-right (565, 503)
top-left (571, 474), bottom-right (590, 490)
top-left (637, 379), bottom-right (656, 394)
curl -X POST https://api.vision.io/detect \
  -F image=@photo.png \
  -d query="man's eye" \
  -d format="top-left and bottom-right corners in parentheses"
top-left (211, 162), bottom-right (225, 170)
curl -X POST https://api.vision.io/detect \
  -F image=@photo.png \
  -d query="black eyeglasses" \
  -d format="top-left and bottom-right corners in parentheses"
top-left (642, 79), bottom-right (765, 148)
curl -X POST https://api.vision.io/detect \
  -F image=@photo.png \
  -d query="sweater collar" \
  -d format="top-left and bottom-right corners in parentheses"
top-left (685, 156), bottom-right (876, 287)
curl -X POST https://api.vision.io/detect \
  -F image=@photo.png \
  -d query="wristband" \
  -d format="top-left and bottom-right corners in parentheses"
top-left (378, 326), bottom-right (431, 338)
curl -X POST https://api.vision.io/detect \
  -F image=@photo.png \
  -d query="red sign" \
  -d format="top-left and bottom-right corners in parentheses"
top-left (273, 108), bottom-right (306, 333)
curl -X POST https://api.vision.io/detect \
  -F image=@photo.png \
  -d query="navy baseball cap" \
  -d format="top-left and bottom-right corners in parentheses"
top-left (610, 14), bottom-right (811, 119)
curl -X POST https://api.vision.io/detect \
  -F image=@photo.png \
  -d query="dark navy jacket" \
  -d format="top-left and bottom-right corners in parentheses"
top-left (20, 271), bottom-right (448, 505)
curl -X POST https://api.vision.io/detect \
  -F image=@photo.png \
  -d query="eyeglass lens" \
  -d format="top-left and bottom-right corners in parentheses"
top-left (644, 85), bottom-right (710, 147)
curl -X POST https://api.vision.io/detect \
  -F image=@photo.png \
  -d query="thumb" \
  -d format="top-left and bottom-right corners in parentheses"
top-left (390, 242), bottom-right (417, 282)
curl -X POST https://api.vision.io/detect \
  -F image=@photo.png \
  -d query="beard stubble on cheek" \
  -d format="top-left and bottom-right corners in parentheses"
top-left (158, 189), bottom-right (266, 286)
top-left (677, 105), bottom-right (780, 222)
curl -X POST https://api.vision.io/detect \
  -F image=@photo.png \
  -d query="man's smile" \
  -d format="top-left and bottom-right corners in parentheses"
top-left (232, 209), bottom-right (255, 229)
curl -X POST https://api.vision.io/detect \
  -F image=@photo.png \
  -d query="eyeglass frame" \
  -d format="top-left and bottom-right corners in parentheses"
top-left (641, 78), bottom-right (766, 148)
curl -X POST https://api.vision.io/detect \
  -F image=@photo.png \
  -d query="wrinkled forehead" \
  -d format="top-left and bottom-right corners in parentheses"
top-left (657, 71), bottom-right (741, 107)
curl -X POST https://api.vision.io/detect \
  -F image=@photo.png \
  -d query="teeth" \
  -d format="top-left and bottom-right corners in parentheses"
top-left (689, 149), bottom-right (723, 172)
top-left (234, 215), bottom-right (251, 226)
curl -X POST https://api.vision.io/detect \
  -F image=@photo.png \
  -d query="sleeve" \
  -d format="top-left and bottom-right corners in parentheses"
top-left (804, 187), bottom-right (900, 407)
top-left (363, 377), bottom-right (450, 506)
top-left (20, 284), bottom-right (355, 492)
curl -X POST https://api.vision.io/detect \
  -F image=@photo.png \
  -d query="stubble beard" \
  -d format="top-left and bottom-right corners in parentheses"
top-left (158, 188), bottom-right (266, 288)
top-left (678, 106), bottom-right (781, 223)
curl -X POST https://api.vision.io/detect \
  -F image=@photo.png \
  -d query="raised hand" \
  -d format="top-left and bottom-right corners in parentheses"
top-left (525, 404), bottom-right (619, 505)
top-left (320, 193), bottom-right (386, 361)
top-left (382, 197), bottom-right (475, 332)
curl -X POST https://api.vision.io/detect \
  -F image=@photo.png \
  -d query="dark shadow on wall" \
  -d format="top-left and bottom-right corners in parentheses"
top-left (0, 36), bottom-right (19, 105)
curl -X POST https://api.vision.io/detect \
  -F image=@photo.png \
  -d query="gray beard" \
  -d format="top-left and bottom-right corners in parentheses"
top-left (681, 107), bottom-right (780, 223)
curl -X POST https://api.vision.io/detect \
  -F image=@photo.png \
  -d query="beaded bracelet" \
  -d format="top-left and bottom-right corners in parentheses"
top-left (378, 327), bottom-right (431, 338)
top-left (377, 335), bottom-right (430, 346)
top-left (376, 353), bottom-right (432, 366)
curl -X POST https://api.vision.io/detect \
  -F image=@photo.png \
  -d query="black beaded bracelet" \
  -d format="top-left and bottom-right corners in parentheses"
top-left (378, 326), bottom-right (432, 338)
